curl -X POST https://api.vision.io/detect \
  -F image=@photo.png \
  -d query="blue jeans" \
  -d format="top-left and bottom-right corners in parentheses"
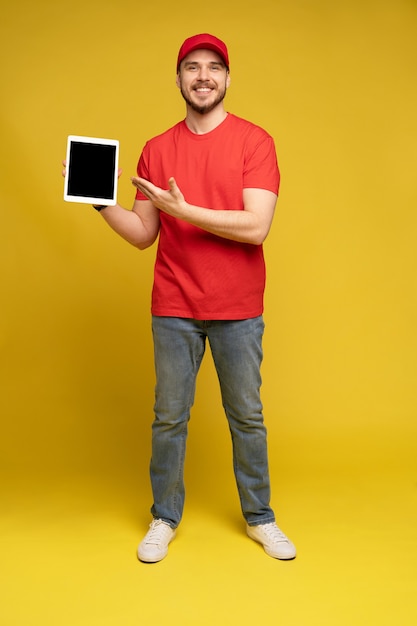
top-left (150, 315), bottom-right (276, 529)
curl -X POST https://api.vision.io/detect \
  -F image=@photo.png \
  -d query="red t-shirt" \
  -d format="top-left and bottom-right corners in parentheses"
top-left (136, 113), bottom-right (280, 320)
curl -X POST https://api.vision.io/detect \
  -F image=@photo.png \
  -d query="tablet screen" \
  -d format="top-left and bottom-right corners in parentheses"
top-left (64, 135), bottom-right (119, 205)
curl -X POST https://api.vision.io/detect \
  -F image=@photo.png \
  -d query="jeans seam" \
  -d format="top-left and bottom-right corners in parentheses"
top-left (172, 423), bottom-right (187, 522)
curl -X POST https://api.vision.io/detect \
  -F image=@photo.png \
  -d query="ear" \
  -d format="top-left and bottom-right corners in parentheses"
top-left (226, 72), bottom-right (231, 88)
top-left (176, 73), bottom-right (180, 88)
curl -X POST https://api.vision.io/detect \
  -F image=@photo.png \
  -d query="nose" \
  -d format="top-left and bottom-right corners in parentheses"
top-left (197, 65), bottom-right (210, 80)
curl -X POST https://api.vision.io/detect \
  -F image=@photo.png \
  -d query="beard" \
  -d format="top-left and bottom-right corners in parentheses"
top-left (179, 81), bottom-right (227, 114)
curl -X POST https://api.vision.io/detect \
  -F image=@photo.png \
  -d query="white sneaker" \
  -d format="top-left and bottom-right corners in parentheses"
top-left (137, 519), bottom-right (176, 563)
top-left (246, 522), bottom-right (296, 560)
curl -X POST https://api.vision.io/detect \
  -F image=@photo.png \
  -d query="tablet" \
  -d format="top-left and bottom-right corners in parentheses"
top-left (64, 135), bottom-right (119, 205)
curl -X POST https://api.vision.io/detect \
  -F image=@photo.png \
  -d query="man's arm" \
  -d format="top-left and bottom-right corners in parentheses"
top-left (62, 162), bottom-right (160, 249)
top-left (131, 176), bottom-right (277, 246)
top-left (99, 200), bottom-right (160, 250)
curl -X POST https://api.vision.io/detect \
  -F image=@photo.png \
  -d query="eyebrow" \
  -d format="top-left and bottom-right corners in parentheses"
top-left (183, 60), bottom-right (225, 68)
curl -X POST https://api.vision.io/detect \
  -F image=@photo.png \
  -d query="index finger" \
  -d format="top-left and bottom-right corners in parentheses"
top-left (131, 176), bottom-right (157, 197)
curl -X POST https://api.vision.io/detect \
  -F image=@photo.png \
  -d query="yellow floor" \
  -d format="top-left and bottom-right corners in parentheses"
top-left (2, 465), bottom-right (416, 626)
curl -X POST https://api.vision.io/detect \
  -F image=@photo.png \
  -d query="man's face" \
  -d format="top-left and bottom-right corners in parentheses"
top-left (176, 49), bottom-right (230, 115)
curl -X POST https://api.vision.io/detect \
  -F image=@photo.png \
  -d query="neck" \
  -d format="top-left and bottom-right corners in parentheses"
top-left (185, 106), bottom-right (228, 135)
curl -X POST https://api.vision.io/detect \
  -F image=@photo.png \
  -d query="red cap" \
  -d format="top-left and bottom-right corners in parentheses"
top-left (177, 33), bottom-right (229, 71)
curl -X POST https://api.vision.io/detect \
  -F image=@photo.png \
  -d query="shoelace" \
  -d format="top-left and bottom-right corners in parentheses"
top-left (144, 520), bottom-right (172, 545)
top-left (262, 523), bottom-right (289, 543)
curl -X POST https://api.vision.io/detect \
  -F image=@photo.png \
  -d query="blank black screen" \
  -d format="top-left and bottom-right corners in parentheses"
top-left (67, 141), bottom-right (116, 199)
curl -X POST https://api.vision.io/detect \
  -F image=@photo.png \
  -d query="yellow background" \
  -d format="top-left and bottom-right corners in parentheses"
top-left (1, 0), bottom-right (416, 624)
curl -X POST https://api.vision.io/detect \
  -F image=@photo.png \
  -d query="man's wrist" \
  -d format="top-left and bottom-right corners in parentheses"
top-left (92, 204), bottom-right (108, 211)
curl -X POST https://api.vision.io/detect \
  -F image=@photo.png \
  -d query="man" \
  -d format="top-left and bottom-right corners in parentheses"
top-left (89, 34), bottom-right (295, 562)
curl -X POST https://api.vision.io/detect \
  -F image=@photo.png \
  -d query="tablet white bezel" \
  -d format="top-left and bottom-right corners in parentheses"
top-left (64, 135), bottom-right (119, 206)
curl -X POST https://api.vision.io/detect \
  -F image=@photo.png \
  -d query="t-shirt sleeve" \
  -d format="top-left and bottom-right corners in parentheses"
top-left (135, 146), bottom-right (150, 201)
top-left (243, 134), bottom-right (280, 195)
